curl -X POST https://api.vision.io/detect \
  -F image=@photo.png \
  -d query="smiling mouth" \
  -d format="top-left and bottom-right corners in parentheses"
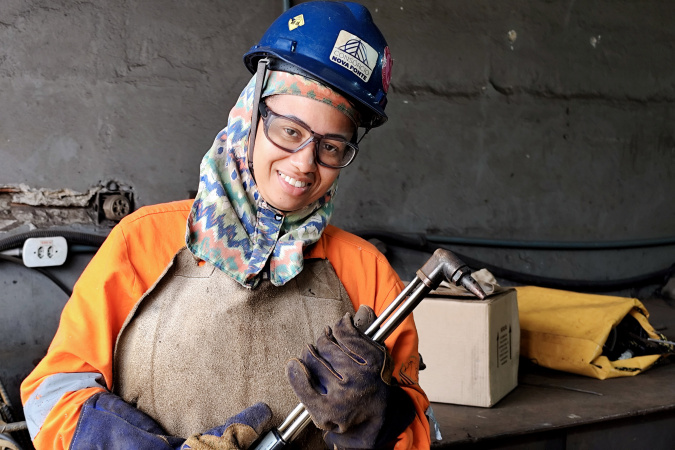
top-left (279, 171), bottom-right (310, 188)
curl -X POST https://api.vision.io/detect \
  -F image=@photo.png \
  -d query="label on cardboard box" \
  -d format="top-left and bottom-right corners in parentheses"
top-left (415, 287), bottom-right (519, 407)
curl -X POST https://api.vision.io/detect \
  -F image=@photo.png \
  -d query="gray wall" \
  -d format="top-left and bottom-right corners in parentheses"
top-left (1, 0), bottom-right (674, 416)
top-left (1, 0), bottom-right (672, 262)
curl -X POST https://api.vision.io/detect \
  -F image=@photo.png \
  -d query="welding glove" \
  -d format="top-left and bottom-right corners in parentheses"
top-left (70, 391), bottom-right (272, 450)
top-left (286, 305), bottom-right (416, 449)
top-left (181, 402), bottom-right (273, 449)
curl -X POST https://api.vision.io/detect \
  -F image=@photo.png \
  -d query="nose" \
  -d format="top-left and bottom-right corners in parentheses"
top-left (289, 139), bottom-right (317, 172)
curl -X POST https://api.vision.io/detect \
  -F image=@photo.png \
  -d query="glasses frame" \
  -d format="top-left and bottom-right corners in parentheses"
top-left (258, 101), bottom-right (359, 169)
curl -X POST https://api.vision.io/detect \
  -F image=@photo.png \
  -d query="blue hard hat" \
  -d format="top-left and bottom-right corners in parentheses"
top-left (243, 1), bottom-right (392, 128)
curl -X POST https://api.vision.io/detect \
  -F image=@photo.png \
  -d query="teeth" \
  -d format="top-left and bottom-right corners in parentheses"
top-left (280, 172), bottom-right (308, 188)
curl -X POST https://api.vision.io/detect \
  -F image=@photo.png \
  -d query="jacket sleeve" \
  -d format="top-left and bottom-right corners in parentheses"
top-left (20, 202), bottom-right (191, 449)
top-left (314, 226), bottom-right (432, 449)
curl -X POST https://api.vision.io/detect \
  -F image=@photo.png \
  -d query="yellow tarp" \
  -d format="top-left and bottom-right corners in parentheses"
top-left (516, 286), bottom-right (663, 380)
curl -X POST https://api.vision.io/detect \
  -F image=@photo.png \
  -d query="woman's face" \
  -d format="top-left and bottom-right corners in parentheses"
top-left (252, 94), bottom-right (355, 212)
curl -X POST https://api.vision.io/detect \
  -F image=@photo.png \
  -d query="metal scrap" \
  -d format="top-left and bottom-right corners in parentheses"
top-left (0, 183), bottom-right (100, 207)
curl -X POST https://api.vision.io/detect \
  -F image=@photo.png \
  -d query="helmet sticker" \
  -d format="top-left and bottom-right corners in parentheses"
top-left (288, 14), bottom-right (304, 31)
top-left (382, 46), bottom-right (392, 93)
top-left (329, 30), bottom-right (378, 83)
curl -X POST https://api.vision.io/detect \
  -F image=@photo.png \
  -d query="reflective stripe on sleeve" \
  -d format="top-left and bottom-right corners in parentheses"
top-left (426, 405), bottom-right (442, 441)
top-left (24, 372), bottom-right (105, 440)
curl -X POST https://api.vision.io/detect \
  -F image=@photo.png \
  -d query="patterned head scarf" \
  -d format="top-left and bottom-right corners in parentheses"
top-left (186, 71), bottom-right (358, 288)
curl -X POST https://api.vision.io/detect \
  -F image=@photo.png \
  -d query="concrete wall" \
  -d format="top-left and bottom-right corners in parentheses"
top-left (1, 0), bottom-right (674, 417)
top-left (1, 0), bottom-right (672, 258)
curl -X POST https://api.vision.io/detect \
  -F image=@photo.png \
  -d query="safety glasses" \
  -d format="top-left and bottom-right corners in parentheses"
top-left (258, 102), bottom-right (359, 169)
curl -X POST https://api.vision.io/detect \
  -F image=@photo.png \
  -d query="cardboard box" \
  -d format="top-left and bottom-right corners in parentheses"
top-left (415, 287), bottom-right (520, 407)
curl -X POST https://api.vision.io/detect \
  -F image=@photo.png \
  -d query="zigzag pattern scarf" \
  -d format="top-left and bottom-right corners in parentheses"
top-left (186, 71), bottom-right (357, 288)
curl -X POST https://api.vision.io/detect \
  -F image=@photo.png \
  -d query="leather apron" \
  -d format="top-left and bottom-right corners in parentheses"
top-left (113, 247), bottom-right (354, 448)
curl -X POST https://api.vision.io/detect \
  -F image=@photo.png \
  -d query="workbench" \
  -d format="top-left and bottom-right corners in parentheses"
top-left (430, 296), bottom-right (675, 450)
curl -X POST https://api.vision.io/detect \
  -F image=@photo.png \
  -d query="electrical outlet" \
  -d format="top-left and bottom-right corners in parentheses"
top-left (22, 236), bottom-right (68, 267)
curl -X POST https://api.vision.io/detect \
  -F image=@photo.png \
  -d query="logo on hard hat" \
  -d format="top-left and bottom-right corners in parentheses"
top-left (288, 14), bottom-right (304, 31)
top-left (329, 30), bottom-right (378, 83)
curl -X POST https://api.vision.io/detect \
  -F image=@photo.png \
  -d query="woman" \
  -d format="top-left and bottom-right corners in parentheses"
top-left (21, 2), bottom-right (431, 449)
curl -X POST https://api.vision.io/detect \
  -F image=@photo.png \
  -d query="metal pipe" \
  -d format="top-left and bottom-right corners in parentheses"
top-left (364, 277), bottom-right (422, 338)
top-left (426, 234), bottom-right (675, 250)
top-left (371, 281), bottom-right (431, 342)
top-left (279, 409), bottom-right (311, 442)
top-left (0, 421), bottom-right (27, 433)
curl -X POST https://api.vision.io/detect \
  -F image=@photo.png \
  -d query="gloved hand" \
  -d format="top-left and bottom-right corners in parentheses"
top-left (286, 305), bottom-right (416, 449)
top-left (182, 402), bottom-right (273, 450)
top-left (70, 392), bottom-right (272, 450)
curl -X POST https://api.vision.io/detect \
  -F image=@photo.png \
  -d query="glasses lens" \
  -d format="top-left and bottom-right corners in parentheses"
top-left (265, 116), bottom-right (312, 151)
top-left (317, 139), bottom-right (356, 168)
